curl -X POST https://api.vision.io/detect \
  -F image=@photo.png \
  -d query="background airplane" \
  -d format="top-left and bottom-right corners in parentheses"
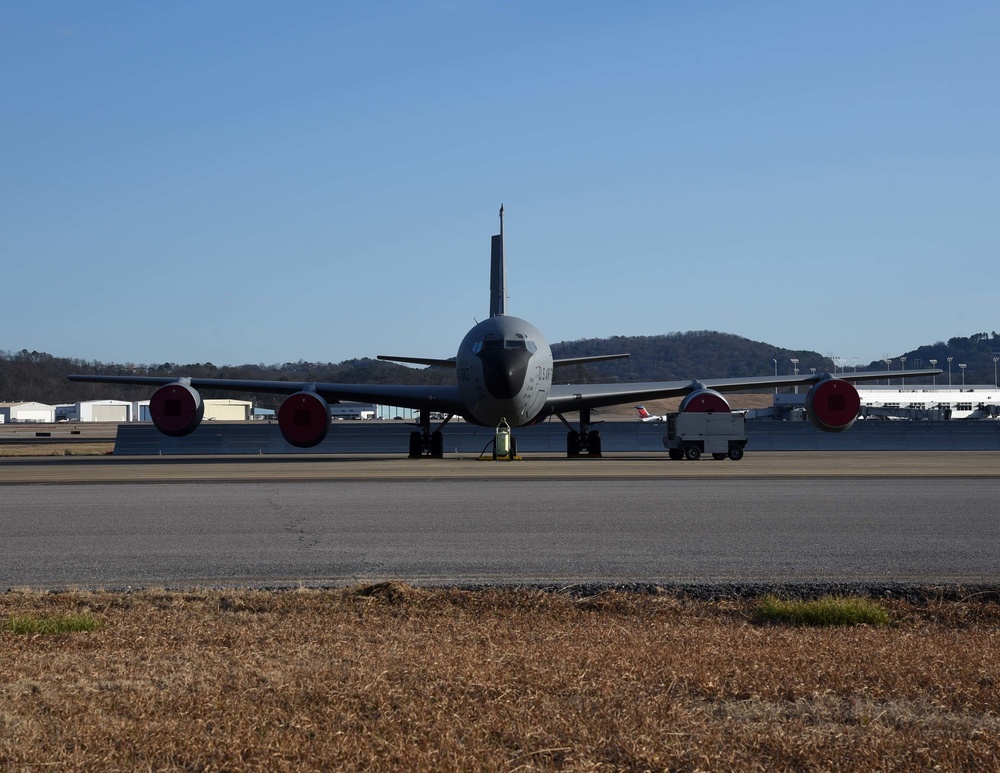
top-left (636, 405), bottom-right (666, 422)
top-left (69, 207), bottom-right (941, 458)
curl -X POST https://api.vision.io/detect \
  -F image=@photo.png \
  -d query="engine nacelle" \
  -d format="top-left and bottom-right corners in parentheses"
top-left (805, 377), bottom-right (861, 432)
top-left (278, 392), bottom-right (331, 448)
top-left (679, 388), bottom-right (731, 413)
top-left (149, 382), bottom-right (204, 437)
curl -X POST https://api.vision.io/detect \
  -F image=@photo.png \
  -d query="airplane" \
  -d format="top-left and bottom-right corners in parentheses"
top-left (635, 405), bottom-right (666, 422)
top-left (69, 206), bottom-right (942, 458)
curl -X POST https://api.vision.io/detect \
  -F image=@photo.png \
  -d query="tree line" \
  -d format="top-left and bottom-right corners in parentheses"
top-left (2, 329), bottom-right (997, 407)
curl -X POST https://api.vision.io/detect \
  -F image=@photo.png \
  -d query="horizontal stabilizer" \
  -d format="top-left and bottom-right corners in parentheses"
top-left (376, 355), bottom-right (457, 368)
top-left (554, 353), bottom-right (630, 367)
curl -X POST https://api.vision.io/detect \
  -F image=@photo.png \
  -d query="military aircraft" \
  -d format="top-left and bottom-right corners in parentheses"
top-left (69, 207), bottom-right (941, 458)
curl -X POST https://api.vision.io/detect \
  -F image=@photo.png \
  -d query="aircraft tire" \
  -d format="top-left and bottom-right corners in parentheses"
top-left (712, 453), bottom-right (727, 461)
top-left (685, 446), bottom-right (701, 461)
top-left (728, 446), bottom-right (745, 461)
top-left (408, 431), bottom-right (422, 458)
top-left (668, 449), bottom-right (684, 461)
top-left (430, 431), bottom-right (444, 458)
top-left (567, 430), bottom-right (581, 457)
top-left (588, 430), bottom-right (602, 457)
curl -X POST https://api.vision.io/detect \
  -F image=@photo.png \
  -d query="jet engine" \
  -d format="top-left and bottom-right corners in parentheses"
top-left (149, 382), bottom-right (204, 437)
top-left (278, 391), bottom-right (331, 448)
top-left (679, 388), bottom-right (731, 413)
top-left (805, 377), bottom-right (861, 432)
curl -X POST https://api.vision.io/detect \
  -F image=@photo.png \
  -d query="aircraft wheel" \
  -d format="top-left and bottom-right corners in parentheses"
top-left (728, 446), bottom-right (745, 461)
top-left (668, 449), bottom-right (684, 461)
top-left (408, 431), bottom-right (422, 458)
top-left (685, 446), bottom-right (701, 461)
top-left (567, 430), bottom-right (581, 457)
top-left (588, 430), bottom-right (602, 457)
top-left (712, 453), bottom-right (727, 461)
top-left (430, 431), bottom-right (444, 458)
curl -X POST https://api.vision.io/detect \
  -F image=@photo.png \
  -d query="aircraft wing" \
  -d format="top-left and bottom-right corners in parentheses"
top-left (66, 375), bottom-right (467, 415)
top-left (376, 355), bottom-right (457, 368)
top-left (553, 353), bottom-right (630, 367)
top-left (545, 369), bottom-right (942, 412)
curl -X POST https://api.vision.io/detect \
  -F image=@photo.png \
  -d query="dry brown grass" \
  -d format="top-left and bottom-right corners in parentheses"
top-left (0, 443), bottom-right (114, 457)
top-left (2, 585), bottom-right (1000, 771)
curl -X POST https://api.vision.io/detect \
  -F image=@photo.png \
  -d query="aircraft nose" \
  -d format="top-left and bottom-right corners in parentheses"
top-left (478, 348), bottom-right (532, 400)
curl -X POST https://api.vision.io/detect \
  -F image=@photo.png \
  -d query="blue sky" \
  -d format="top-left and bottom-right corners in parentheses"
top-left (3, 2), bottom-right (997, 370)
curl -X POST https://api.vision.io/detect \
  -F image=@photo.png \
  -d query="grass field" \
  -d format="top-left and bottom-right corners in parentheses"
top-left (2, 585), bottom-right (999, 770)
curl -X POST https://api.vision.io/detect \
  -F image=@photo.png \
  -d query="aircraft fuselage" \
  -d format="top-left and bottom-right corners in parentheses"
top-left (456, 315), bottom-right (553, 427)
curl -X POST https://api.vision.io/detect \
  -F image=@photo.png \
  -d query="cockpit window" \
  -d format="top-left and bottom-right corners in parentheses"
top-left (473, 337), bottom-right (537, 354)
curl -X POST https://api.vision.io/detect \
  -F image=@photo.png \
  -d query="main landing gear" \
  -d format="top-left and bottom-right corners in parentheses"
top-left (408, 410), bottom-right (453, 458)
top-left (556, 407), bottom-right (602, 458)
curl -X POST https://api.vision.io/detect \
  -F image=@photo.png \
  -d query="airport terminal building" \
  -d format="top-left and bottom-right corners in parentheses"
top-left (761, 386), bottom-right (1000, 421)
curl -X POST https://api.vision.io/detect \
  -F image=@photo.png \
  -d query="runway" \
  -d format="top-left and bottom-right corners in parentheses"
top-left (2, 456), bottom-right (999, 589)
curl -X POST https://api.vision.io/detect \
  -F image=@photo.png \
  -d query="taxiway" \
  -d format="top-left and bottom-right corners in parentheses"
top-left (1, 453), bottom-right (998, 589)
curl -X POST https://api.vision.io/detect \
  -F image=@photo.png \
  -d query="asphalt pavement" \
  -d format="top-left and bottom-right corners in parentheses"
top-left (3, 476), bottom-right (998, 589)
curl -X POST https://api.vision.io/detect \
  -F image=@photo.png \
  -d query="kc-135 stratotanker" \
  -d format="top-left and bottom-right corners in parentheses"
top-left (69, 207), bottom-right (941, 458)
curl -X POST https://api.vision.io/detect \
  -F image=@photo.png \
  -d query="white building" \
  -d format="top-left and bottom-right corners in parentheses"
top-left (855, 386), bottom-right (1000, 419)
top-left (332, 402), bottom-right (377, 420)
top-left (770, 386), bottom-right (1000, 420)
top-left (133, 399), bottom-right (253, 421)
top-left (59, 400), bottom-right (133, 422)
top-left (0, 402), bottom-right (57, 423)
top-left (204, 399), bottom-right (253, 421)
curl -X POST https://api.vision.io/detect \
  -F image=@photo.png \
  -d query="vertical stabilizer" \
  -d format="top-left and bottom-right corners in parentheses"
top-left (489, 204), bottom-right (507, 317)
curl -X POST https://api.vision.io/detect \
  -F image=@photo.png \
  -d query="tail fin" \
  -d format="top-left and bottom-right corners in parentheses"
top-left (489, 204), bottom-right (507, 317)
top-left (636, 405), bottom-right (651, 419)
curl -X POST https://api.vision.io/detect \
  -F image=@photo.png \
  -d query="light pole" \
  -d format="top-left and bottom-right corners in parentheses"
top-left (900, 356), bottom-right (907, 386)
top-left (929, 359), bottom-right (937, 386)
top-left (994, 356), bottom-right (999, 388)
top-left (947, 356), bottom-right (953, 386)
top-left (773, 358), bottom-right (778, 394)
top-left (884, 358), bottom-right (892, 386)
top-left (790, 358), bottom-right (799, 394)
top-left (959, 363), bottom-right (967, 387)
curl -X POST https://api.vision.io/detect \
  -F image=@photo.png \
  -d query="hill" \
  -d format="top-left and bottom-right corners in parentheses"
top-left (863, 331), bottom-right (1000, 388)
top-left (551, 331), bottom-right (830, 383)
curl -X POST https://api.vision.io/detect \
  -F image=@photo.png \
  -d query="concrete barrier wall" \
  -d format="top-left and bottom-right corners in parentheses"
top-left (114, 419), bottom-right (1000, 455)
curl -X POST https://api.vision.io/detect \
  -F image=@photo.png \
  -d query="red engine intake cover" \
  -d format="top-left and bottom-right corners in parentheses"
top-left (149, 382), bottom-right (204, 437)
top-left (278, 392), bottom-right (331, 448)
top-left (805, 378), bottom-right (861, 432)
top-left (679, 389), bottom-right (730, 413)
